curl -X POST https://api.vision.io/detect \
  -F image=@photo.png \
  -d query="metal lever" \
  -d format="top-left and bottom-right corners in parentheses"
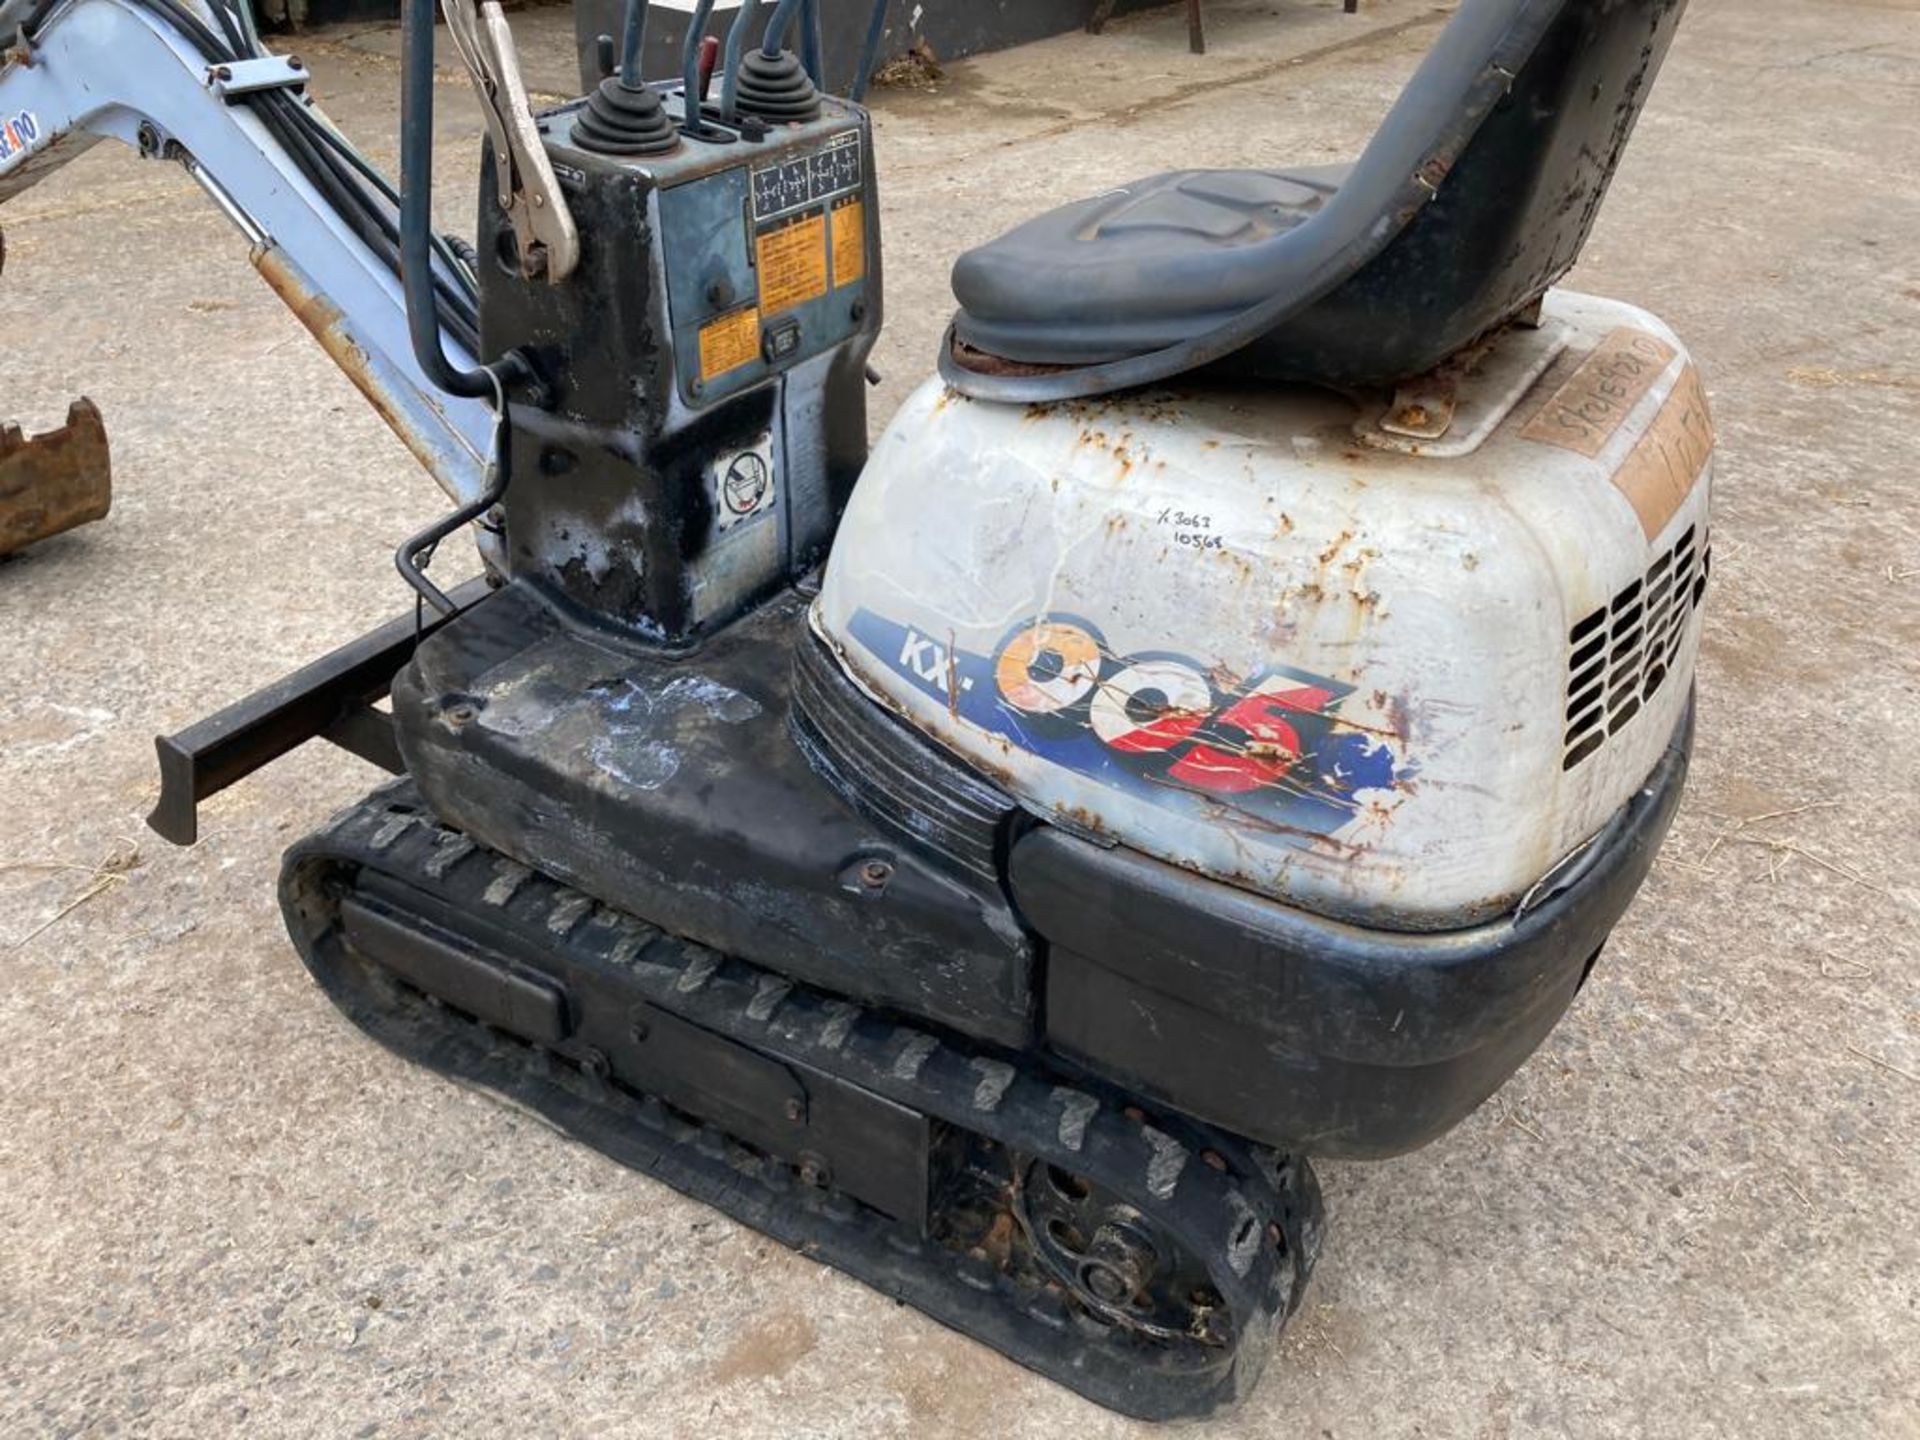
top-left (442, 0), bottom-right (580, 282)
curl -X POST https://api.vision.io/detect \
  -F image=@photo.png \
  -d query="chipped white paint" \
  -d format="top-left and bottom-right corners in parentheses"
top-left (1224, 1189), bottom-right (1261, 1277)
top-left (818, 1001), bottom-right (859, 1051)
top-left (482, 859), bottom-right (531, 906)
top-left (609, 924), bottom-right (655, 968)
top-left (588, 673), bottom-right (764, 793)
top-left (892, 1031), bottom-right (939, 1081)
top-left (676, 949), bottom-right (721, 993)
top-left (970, 1058), bottom-right (1015, 1112)
top-left (423, 832), bottom-right (475, 879)
top-left (1142, 1126), bottom-right (1189, 1202)
top-left (368, 814), bottom-right (414, 852)
top-left (747, 975), bottom-right (792, 1022)
top-left (546, 891), bottom-right (594, 936)
top-left (817, 291), bottom-right (1712, 928)
top-left (1051, 1087), bottom-right (1098, 1152)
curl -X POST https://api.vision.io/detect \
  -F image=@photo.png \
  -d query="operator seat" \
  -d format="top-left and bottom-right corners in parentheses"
top-left (946, 0), bottom-right (1690, 393)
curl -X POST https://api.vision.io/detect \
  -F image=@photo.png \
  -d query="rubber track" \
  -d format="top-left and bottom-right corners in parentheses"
top-left (280, 782), bottom-right (1322, 1421)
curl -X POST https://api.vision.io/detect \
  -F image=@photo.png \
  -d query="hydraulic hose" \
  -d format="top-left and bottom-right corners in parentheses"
top-left (717, 0), bottom-right (762, 120)
top-left (54, 0), bottom-right (481, 349)
top-left (798, 0), bottom-right (824, 88)
top-left (618, 0), bottom-right (649, 88)
top-left (849, 0), bottom-right (889, 104)
top-left (399, 0), bottom-right (498, 399)
top-left (759, 0), bottom-right (804, 57)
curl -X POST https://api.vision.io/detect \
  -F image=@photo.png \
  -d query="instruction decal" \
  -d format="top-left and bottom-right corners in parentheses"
top-left (698, 306), bottom-right (761, 383)
top-left (751, 132), bottom-right (862, 222)
top-left (848, 608), bottom-right (1402, 840)
top-left (831, 196), bottom-right (866, 288)
top-left (0, 110), bottom-right (44, 173)
top-left (712, 434), bottom-right (776, 532)
top-left (756, 213), bottom-right (829, 316)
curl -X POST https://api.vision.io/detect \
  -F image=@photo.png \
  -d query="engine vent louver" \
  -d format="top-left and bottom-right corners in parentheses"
top-left (1563, 525), bottom-right (1709, 771)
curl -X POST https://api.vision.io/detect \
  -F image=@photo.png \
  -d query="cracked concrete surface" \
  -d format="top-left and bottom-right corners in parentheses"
top-left (2, 1), bottom-right (1917, 1436)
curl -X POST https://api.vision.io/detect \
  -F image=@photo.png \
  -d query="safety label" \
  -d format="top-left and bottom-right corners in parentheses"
top-left (712, 434), bottom-right (776, 532)
top-left (699, 306), bottom-right (761, 383)
top-left (831, 197), bottom-right (866, 288)
top-left (1522, 327), bottom-right (1678, 458)
top-left (756, 213), bottom-right (829, 316)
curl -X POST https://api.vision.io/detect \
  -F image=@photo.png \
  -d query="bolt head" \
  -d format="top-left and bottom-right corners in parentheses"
top-left (1083, 1262), bottom-right (1134, 1304)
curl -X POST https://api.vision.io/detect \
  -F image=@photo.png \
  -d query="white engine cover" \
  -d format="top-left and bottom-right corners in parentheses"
top-left (815, 291), bottom-right (1713, 929)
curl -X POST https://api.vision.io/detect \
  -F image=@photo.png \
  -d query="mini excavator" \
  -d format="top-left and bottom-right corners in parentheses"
top-left (0, 0), bottom-right (1708, 1416)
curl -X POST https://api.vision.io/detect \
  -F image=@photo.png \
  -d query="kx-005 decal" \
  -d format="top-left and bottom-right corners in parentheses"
top-left (848, 609), bottom-right (1401, 841)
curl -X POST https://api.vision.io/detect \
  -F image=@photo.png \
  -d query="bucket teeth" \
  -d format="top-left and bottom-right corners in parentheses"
top-left (0, 398), bottom-right (112, 558)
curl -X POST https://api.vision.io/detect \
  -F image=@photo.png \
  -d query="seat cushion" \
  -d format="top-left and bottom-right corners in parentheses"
top-left (950, 165), bottom-right (1345, 365)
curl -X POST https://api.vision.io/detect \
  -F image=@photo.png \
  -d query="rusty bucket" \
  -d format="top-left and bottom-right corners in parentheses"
top-left (0, 398), bottom-right (112, 558)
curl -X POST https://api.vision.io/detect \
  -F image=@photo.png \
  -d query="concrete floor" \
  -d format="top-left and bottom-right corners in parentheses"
top-left (3, 1), bottom-right (1917, 1435)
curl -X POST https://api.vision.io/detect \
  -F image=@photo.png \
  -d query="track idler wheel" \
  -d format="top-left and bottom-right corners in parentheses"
top-left (1015, 1156), bottom-right (1232, 1346)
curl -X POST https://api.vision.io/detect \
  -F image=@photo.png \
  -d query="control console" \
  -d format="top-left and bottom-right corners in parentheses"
top-left (477, 87), bottom-right (882, 646)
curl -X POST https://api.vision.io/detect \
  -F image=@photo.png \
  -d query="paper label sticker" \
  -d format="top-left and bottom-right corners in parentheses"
top-left (756, 212), bottom-right (829, 316)
top-left (831, 197), bottom-right (866, 288)
top-left (1614, 364), bottom-right (1714, 539)
top-left (1522, 328), bottom-right (1679, 458)
top-left (698, 307), bottom-right (760, 383)
top-left (713, 434), bottom-right (776, 532)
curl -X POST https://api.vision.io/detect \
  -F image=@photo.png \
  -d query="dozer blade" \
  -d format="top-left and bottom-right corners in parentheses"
top-left (0, 398), bottom-right (112, 558)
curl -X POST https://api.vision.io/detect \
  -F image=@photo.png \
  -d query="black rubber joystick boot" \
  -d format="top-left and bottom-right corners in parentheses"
top-left (574, 76), bottom-right (680, 155)
top-left (734, 49), bottom-right (821, 124)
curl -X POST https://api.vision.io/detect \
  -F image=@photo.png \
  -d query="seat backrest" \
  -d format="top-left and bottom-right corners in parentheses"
top-left (943, 0), bottom-right (1693, 398)
top-left (1247, 0), bottom-right (1691, 387)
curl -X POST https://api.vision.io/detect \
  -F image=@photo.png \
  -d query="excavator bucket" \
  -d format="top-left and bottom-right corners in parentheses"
top-left (0, 398), bottom-right (111, 558)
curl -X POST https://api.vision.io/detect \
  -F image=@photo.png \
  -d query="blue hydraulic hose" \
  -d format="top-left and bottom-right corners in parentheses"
top-left (760, 0), bottom-right (805, 57)
top-left (400, 0), bottom-right (494, 398)
top-left (718, 0), bottom-right (763, 120)
top-left (849, 0), bottom-right (889, 104)
top-left (618, 0), bottom-right (650, 88)
top-left (799, 0), bottom-right (825, 88)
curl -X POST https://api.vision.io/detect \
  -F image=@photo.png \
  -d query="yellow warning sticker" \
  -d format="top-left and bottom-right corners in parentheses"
top-left (831, 197), bottom-right (866, 288)
top-left (1614, 364), bottom-right (1715, 539)
top-left (699, 306), bottom-right (761, 383)
top-left (756, 213), bottom-right (829, 316)
top-left (1522, 327), bottom-right (1679, 458)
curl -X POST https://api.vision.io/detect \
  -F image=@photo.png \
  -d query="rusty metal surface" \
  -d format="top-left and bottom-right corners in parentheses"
top-left (252, 246), bottom-right (448, 486)
top-left (0, 397), bottom-right (110, 557)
